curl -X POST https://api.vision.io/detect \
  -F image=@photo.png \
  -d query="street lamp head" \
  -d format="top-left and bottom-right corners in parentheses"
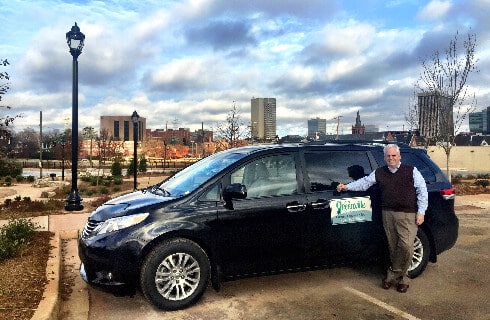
top-left (131, 110), bottom-right (140, 124)
top-left (66, 22), bottom-right (85, 58)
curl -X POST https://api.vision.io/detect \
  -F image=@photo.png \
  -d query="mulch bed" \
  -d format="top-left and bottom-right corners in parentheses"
top-left (0, 231), bottom-right (53, 320)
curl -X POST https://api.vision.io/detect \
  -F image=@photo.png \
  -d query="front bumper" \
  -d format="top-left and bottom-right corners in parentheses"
top-left (78, 232), bottom-right (144, 288)
top-left (80, 262), bottom-right (126, 286)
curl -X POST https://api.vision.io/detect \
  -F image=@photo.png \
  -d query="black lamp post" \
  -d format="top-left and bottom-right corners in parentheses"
top-left (131, 110), bottom-right (140, 190)
top-left (65, 23), bottom-right (85, 211)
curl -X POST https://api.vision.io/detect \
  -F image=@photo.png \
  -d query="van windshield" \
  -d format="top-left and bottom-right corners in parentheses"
top-left (156, 151), bottom-right (246, 197)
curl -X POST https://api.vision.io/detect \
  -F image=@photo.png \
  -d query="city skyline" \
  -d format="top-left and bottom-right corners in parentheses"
top-left (2, 0), bottom-right (489, 137)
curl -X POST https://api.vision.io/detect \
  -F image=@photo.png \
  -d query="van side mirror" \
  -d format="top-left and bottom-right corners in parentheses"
top-left (222, 183), bottom-right (247, 210)
top-left (223, 183), bottom-right (247, 200)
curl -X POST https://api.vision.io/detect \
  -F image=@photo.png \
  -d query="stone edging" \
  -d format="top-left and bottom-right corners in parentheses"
top-left (32, 232), bottom-right (61, 320)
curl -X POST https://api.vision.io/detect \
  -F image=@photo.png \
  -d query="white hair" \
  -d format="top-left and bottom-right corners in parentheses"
top-left (383, 144), bottom-right (400, 155)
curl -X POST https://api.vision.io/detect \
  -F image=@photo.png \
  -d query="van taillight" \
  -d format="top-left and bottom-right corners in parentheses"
top-left (440, 187), bottom-right (455, 200)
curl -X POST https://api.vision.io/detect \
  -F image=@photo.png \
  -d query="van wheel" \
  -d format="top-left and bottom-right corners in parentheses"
top-left (407, 229), bottom-right (430, 278)
top-left (140, 238), bottom-right (210, 310)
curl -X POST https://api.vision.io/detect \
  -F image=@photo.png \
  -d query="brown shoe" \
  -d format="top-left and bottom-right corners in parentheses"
top-left (397, 283), bottom-right (409, 293)
top-left (382, 279), bottom-right (392, 290)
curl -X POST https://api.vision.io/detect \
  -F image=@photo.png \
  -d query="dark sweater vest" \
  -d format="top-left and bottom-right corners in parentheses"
top-left (375, 164), bottom-right (417, 213)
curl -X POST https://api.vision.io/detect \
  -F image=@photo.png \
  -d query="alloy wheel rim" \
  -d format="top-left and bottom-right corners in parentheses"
top-left (409, 236), bottom-right (423, 271)
top-left (154, 252), bottom-right (201, 301)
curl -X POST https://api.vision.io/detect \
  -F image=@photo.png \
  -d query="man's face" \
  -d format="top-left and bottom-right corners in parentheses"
top-left (384, 147), bottom-right (401, 169)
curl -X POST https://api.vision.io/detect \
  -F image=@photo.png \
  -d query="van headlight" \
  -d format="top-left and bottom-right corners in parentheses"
top-left (93, 212), bottom-right (149, 236)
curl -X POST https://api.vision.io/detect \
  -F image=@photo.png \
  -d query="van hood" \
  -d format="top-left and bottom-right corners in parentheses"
top-left (89, 190), bottom-right (175, 221)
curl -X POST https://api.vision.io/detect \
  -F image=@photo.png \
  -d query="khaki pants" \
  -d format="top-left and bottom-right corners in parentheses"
top-left (382, 210), bottom-right (418, 284)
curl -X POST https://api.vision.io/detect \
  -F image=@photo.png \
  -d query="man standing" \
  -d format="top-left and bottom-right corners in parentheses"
top-left (336, 144), bottom-right (427, 293)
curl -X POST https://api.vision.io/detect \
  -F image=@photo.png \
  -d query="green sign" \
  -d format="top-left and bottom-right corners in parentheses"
top-left (330, 196), bottom-right (372, 225)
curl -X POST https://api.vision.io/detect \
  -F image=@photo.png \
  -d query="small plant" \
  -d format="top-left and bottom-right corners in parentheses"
top-left (99, 186), bottom-right (109, 194)
top-left (0, 218), bottom-right (36, 260)
top-left (41, 191), bottom-right (50, 198)
top-left (42, 199), bottom-right (65, 211)
top-left (14, 195), bottom-right (21, 202)
top-left (4, 176), bottom-right (12, 186)
top-left (138, 156), bottom-right (147, 173)
top-left (111, 159), bottom-right (123, 177)
top-left (26, 175), bottom-right (35, 183)
top-left (0, 198), bottom-right (65, 216)
top-left (84, 189), bottom-right (95, 196)
top-left (451, 175), bottom-right (461, 184)
top-left (113, 177), bottom-right (123, 185)
top-left (126, 159), bottom-right (136, 176)
top-left (474, 179), bottom-right (490, 188)
top-left (0, 159), bottom-right (22, 178)
top-left (15, 175), bottom-right (24, 183)
top-left (4, 199), bottom-right (12, 206)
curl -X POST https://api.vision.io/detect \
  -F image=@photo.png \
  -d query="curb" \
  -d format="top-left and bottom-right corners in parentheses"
top-left (32, 232), bottom-right (61, 320)
top-left (31, 230), bottom-right (85, 320)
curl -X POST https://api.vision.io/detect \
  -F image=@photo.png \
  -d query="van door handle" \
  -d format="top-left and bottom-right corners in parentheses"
top-left (311, 199), bottom-right (329, 209)
top-left (286, 202), bottom-right (307, 212)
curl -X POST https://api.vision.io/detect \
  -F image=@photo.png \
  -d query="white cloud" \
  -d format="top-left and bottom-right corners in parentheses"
top-left (325, 58), bottom-right (366, 82)
top-left (417, 0), bottom-right (452, 21)
top-left (1, 0), bottom-right (488, 136)
top-left (321, 21), bottom-right (376, 56)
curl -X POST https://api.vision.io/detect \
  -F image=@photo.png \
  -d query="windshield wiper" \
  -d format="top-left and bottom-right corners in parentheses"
top-left (157, 187), bottom-right (171, 196)
top-left (148, 181), bottom-right (171, 196)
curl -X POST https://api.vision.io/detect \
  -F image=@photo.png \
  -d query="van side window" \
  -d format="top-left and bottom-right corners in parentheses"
top-left (304, 151), bottom-right (372, 192)
top-left (200, 183), bottom-right (221, 201)
top-left (400, 152), bottom-right (436, 183)
top-left (231, 154), bottom-right (297, 198)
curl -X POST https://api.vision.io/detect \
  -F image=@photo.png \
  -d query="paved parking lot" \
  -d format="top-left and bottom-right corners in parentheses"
top-left (82, 195), bottom-right (489, 320)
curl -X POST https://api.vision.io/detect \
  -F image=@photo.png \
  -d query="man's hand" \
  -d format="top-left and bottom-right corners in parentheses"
top-left (336, 183), bottom-right (347, 192)
top-left (416, 213), bottom-right (425, 226)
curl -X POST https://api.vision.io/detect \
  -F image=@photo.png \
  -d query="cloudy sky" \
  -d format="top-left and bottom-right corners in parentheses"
top-left (1, 0), bottom-right (489, 137)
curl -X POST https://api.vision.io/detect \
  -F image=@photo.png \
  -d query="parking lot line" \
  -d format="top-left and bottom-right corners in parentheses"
top-left (344, 286), bottom-right (421, 320)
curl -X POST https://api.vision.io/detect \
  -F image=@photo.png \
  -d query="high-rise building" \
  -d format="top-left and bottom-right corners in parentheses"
top-left (251, 98), bottom-right (276, 141)
top-left (418, 92), bottom-right (453, 138)
top-left (469, 106), bottom-right (490, 134)
top-left (307, 117), bottom-right (327, 140)
top-left (469, 111), bottom-right (484, 133)
top-left (100, 115), bottom-right (146, 141)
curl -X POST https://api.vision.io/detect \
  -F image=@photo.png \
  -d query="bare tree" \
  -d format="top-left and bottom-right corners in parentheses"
top-left (0, 59), bottom-right (20, 154)
top-left (416, 31), bottom-right (478, 178)
top-left (12, 128), bottom-right (40, 159)
top-left (216, 101), bottom-right (246, 149)
top-left (82, 126), bottom-right (96, 167)
top-left (404, 92), bottom-right (419, 132)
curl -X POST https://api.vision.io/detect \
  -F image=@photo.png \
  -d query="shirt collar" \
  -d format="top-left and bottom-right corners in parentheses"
top-left (388, 162), bottom-right (401, 173)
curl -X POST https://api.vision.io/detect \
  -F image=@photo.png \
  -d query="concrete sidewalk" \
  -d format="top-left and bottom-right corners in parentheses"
top-left (0, 212), bottom-right (89, 232)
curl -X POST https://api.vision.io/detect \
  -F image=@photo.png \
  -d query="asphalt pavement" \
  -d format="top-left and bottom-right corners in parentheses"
top-left (84, 194), bottom-right (490, 320)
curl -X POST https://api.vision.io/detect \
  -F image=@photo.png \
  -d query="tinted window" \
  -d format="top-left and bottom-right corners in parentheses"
top-left (400, 152), bottom-right (436, 183)
top-left (200, 183), bottom-right (221, 201)
top-left (305, 151), bottom-right (372, 192)
top-left (158, 151), bottom-right (247, 197)
top-left (231, 154), bottom-right (297, 198)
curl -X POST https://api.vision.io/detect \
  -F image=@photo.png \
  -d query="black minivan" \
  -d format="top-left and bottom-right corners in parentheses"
top-left (78, 143), bottom-right (458, 310)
